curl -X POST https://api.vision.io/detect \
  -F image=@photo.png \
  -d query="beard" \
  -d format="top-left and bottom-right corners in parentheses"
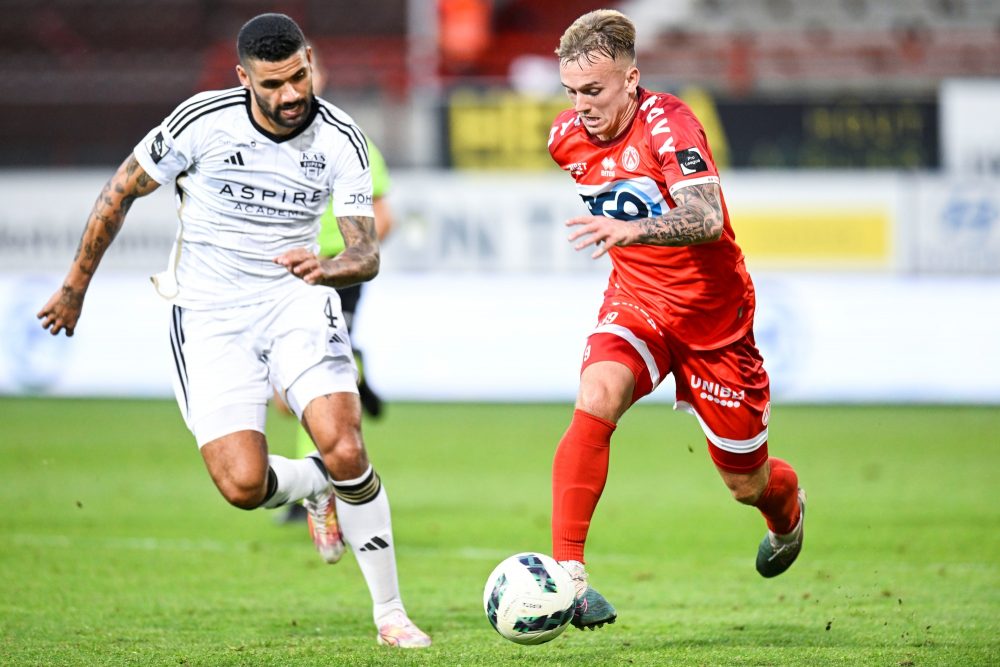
top-left (253, 88), bottom-right (312, 130)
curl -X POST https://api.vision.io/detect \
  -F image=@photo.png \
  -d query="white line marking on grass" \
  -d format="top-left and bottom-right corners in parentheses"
top-left (11, 533), bottom-right (249, 552)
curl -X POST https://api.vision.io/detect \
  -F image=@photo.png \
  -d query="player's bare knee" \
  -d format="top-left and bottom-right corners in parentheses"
top-left (576, 361), bottom-right (636, 422)
top-left (217, 477), bottom-right (266, 510)
top-left (728, 482), bottom-right (762, 505)
top-left (318, 435), bottom-right (369, 480)
top-left (576, 384), bottom-right (630, 422)
top-left (576, 385), bottom-right (606, 414)
top-left (202, 450), bottom-right (268, 509)
top-left (717, 460), bottom-right (769, 505)
top-left (724, 472), bottom-right (768, 505)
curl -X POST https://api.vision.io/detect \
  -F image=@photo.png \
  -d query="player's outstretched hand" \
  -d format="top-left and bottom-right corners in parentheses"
top-left (274, 247), bottom-right (326, 284)
top-left (37, 285), bottom-right (85, 337)
top-left (566, 215), bottom-right (638, 259)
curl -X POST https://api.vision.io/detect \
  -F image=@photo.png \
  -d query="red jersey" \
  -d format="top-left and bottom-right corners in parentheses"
top-left (548, 88), bottom-right (754, 350)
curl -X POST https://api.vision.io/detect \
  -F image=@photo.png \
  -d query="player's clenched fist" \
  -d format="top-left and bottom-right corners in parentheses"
top-left (37, 285), bottom-right (85, 337)
top-left (274, 247), bottom-right (325, 284)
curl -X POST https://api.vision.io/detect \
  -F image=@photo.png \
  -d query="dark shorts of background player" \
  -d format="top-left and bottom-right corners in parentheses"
top-left (336, 283), bottom-right (363, 331)
top-left (580, 296), bottom-right (770, 474)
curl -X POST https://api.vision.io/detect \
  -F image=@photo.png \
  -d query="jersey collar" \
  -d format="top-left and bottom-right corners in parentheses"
top-left (243, 90), bottom-right (320, 143)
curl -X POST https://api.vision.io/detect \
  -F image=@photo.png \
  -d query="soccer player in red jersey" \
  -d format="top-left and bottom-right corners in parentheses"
top-left (547, 10), bottom-right (806, 630)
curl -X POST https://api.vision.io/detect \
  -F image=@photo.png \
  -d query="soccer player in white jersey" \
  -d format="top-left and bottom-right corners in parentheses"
top-left (36, 13), bottom-right (431, 649)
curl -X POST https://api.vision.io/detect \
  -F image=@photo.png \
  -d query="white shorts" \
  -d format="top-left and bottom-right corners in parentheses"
top-left (169, 282), bottom-right (359, 447)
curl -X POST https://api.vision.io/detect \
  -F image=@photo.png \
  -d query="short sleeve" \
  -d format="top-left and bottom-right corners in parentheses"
top-left (657, 104), bottom-right (720, 200)
top-left (133, 123), bottom-right (192, 186)
top-left (330, 139), bottom-right (375, 219)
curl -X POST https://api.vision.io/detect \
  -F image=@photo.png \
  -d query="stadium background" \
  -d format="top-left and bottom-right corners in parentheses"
top-left (1, 0), bottom-right (999, 403)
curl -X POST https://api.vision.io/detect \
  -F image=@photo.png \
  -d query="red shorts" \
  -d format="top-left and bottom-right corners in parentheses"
top-left (581, 296), bottom-right (770, 473)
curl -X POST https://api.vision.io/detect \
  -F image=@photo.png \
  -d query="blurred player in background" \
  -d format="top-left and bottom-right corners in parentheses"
top-left (546, 10), bottom-right (806, 630)
top-left (279, 136), bottom-right (391, 525)
top-left (279, 47), bottom-right (394, 524)
top-left (311, 46), bottom-right (393, 421)
top-left (36, 13), bottom-right (430, 648)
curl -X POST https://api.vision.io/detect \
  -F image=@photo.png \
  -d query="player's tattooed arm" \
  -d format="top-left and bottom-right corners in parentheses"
top-left (275, 215), bottom-right (380, 287)
top-left (636, 182), bottom-right (724, 246)
top-left (74, 153), bottom-right (161, 279)
top-left (324, 214), bottom-right (380, 285)
top-left (38, 152), bottom-right (161, 336)
top-left (566, 181), bottom-right (724, 259)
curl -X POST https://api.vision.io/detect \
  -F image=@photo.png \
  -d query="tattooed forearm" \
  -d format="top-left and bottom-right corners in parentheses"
top-left (58, 283), bottom-right (86, 309)
top-left (320, 215), bottom-right (380, 286)
top-left (635, 182), bottom-right (724, 246)
top-left (71, 153), bottom-right (160, 279)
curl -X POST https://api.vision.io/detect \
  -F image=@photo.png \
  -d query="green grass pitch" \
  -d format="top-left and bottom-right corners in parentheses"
top-left (1, 398), bottom-right (997, 666)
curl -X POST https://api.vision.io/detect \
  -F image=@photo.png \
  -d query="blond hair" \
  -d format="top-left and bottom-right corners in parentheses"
top-left (556, 9), bottom-right (636, 66)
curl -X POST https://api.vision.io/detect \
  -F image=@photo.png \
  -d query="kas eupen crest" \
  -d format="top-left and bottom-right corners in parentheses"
top-left (300, 151), bottom-right (327, 180)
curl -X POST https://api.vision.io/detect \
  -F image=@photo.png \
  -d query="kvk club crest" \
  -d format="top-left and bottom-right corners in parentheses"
top-left (299, 151), bottom-right (327, 180)
top-left (622, 145), bottom-right (641, 172)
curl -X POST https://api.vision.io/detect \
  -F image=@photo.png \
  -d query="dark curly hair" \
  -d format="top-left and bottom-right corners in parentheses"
top-left (237, 13), bottom-right (306, 64)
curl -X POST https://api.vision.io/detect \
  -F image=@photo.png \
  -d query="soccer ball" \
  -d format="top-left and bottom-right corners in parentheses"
top-left (483, 552), bottom-right (576, 645)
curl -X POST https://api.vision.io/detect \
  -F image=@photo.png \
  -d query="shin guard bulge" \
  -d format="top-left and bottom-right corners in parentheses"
top-left (552, 409), bottom-right (616, 563)
top-left (754, 457), bottom-right (800, 535)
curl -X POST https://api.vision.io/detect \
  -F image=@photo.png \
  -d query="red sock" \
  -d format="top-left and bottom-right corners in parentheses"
top-left (552, 409), bottom-right (616, 563)
top-left (754, 457), bottom-right (800, 535)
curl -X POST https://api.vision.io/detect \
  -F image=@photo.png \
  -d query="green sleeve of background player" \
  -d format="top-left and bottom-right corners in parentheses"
top-left (315, 138), bottom-right (390, 258)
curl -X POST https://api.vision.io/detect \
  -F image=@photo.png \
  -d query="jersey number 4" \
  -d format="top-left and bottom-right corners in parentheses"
top-left (324, 297), bottom-right (345, 344)
top-left (324, 298), bottom-right (339, 328)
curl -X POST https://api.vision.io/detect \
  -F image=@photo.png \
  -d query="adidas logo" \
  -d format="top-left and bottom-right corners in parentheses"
top-left (225, 151), bottom-right (245, 166)
top-left (358, 536), bottom-right (390, 552)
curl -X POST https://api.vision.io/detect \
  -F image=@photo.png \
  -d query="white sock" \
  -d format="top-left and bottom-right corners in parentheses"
top-left (262, 454), bottom-right (328, 509)
top-left (333, 467), bottom-right (406, 623)
top-left (559, 560), bottom-right (589, 597)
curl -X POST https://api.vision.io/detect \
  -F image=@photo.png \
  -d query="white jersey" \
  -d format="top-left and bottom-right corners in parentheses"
top-left (134, 86), bottom-right (374, 309)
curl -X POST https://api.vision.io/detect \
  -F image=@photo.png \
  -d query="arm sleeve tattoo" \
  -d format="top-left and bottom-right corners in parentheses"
top-left (73, 153), bottom-right (160, 277)
top-left (635, 182), bottom-right (724, 246)
top-left (326, 215), bottom-right (380, 285)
